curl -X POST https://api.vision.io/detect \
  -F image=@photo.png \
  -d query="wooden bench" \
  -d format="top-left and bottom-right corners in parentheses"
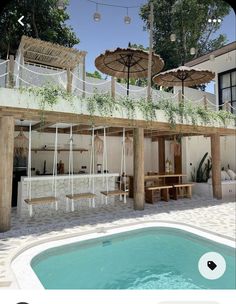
top-left (145, 185), bottom-right (173, 203)
top-left (24, 196), bottom-right (58, 216)
top-left (172, 183), bottom-right (193, 199)
top-left (66, 192), bottom-right (96, 211)
top-left (101, 189), bottom-right (128, 204)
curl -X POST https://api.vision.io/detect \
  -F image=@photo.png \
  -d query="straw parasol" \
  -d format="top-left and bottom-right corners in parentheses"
top-left (152, 65), bottom-right (215, 97)
top-left (95, 46), bottom-right (164, 96)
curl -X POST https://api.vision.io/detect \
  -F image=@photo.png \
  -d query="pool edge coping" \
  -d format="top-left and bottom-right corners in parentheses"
top-left (10, 220), bottom-right (236, 289)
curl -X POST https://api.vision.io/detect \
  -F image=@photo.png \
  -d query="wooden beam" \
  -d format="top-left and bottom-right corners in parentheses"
top-left (0, 116), bottom-right (15, 232)
top-left (211, 134), bottom-right (222, 199)
top-left (133, 128), bottom-right (145, 210)
top-left (0, 106), bottom-right (235, 136)
top-left (158, 137), bottom-right (165, 174)
top-left (31, 122), bottom-right (55, 131)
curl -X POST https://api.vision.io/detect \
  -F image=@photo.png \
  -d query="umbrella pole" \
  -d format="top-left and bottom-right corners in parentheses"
top-left (182, 79), bottom-right (184, 102)
top-left (127, 65), bottom-right (130, 96)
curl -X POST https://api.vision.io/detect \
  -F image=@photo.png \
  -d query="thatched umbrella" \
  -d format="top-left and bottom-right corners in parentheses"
top-left (95, 46), bottom-right (164, 96)
top-left (152, 65), bottom-right (215, 97)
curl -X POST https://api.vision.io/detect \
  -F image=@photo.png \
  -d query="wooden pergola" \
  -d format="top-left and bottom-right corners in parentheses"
top-left (0, 36), bottom-right (235, 232)
top-left (0, 104), bottom-right (235, 232)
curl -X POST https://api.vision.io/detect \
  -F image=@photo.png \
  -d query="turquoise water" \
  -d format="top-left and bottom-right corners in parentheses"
top-left (31, 228), bottom-right (236, 289)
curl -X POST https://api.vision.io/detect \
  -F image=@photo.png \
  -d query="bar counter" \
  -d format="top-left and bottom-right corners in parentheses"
top-left (17, 173), bottom-right (119, 217)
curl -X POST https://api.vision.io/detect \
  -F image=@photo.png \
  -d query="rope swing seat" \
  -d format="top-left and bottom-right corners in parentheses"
top-left (66, 126), bottom-right (96, 212)
top-left (100, 128), bottom-right (128, 204)
top-left (24, 124), bottom-right (58, 217)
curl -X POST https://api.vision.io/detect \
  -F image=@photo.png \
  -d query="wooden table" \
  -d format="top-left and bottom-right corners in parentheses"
top-left (129, 174), bottom-right (187, 198)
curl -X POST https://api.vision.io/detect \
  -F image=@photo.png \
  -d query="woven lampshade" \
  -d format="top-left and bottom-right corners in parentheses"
top-left (14, 128), bottom-right (29, 157)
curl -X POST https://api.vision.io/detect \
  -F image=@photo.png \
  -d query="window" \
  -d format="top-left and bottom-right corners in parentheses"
top-left (218, 68), bottom-right (236, 114)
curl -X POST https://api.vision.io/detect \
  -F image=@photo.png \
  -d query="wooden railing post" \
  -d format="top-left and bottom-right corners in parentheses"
top-left (0, 116), bottom-right (15, 232)
top-left (203, 95), bottom-right (207, 110)
top-left (66, 68), bottom-right (72, 93)
top-left (111, 76), bottom-right (116, 99)
top-left (7, 55), bottom-right (15, 88)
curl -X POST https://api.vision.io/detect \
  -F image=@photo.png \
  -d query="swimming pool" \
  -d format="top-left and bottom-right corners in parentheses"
top-left (27, 224), bottom-right (236, 290)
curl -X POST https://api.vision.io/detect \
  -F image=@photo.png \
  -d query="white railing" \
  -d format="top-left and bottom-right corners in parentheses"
top-left (2, 58), bottom-right (235, 113)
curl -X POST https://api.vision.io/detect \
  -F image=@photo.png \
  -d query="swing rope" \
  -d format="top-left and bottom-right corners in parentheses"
top-left (25, 124), bottom-right (58, 216)
top-left (101, 127), bottom-right (127, 204)
top-left (66, 126), bottom-right (96, 211)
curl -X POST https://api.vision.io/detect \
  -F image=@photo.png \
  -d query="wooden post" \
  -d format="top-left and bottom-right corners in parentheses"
top-left (66, 68), bottom-right (72, 93)
top-left (203, 95), bottom-right (207, 110)
top-left (211, 134), bottom-right (222, 199)
top-left (111, 76), bottom-right (116, 99)
top-left (147, 2), bottom-right (154, 101)
top-left (158, 137), bottom-right (165, 173)
top-left (82, 55), bottom-right (86, 98)
top-left (178, 89), bottom-right (182, 105)
top-left (133, 128), bottom-right (145, 210)
top-left (7, 55), bottom-right (15, 88)
top-left (0, 116), bottom-right (15, 232)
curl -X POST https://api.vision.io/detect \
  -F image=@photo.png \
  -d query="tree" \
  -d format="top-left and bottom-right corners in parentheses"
top-left (0, 0), bottom-right (80, 58)
top-left (86, 70), bottom-right (103, 79)
top-left (140, 0), bottom-right (231, 70)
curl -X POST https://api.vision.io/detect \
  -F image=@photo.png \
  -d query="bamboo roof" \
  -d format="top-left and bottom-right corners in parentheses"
top-left (18, 35), bottom-right (87, 70)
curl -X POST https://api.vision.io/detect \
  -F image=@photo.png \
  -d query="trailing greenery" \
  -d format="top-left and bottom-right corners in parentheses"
top-left (20, 84), bottom-right (74, 110)
top-left (19, 86), bottom-right (236, 129)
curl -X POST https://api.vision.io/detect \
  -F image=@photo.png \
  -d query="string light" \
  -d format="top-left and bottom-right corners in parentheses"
top-left (208, 17), bottom-right (221, 24)
top-left (124, 8), bottom-right (131, 25)
top-left (87, 0), bottom-right (139, 24)
top-left (57, 0), bottom-right (65, 10)
top-left (93, 3), bottom-right (101, 22)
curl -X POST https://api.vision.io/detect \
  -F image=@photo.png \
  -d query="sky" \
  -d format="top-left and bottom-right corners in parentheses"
top-left (66, 0), bottom-right (236, 73)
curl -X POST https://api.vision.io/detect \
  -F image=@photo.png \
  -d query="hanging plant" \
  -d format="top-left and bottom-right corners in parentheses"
top-left (118, 96), bottom-right (136, 119)
top-left (137, 98), bottom-right (157, 121)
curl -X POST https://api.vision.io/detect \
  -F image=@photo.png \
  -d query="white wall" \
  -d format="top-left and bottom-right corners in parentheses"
top-left (187, 49), bottom-right (236, 106)
top-left (182, 135), bottom-right (236, 181)
top-left (220, 135), bottom-right (236, 171)
top-left (18, 131), bottom-right (153, 176)
top-left (14, 130), bottom-right (235, 180)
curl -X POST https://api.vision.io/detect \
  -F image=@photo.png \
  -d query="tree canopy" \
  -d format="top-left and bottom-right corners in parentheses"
top-left (0, 0), bottom-right (80, 58)
top-left (140, 0), bottom-right (231, 70)
top-left (86, 70), bottom-right (103, 79)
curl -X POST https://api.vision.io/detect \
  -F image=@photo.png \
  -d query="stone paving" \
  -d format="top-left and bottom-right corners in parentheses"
top-left (0, 195), bottom-right (235, 288)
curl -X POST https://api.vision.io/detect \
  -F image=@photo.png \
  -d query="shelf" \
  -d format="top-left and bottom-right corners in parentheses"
top-left (32, 148), bottom-right (88, 153)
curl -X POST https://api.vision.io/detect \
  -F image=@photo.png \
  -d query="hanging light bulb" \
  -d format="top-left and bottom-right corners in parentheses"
top-left (190, 47), bottom-right (196, 55)
top-left (208, 18), bottom-right (212, 23)
top-left (124, 8), bottom-right (131, 24)
top-left (170, 33), bottom-right (176, 42)
top-left (93, 3), bottom-right (101, 22)
top-left (57, 0), bottom-right (65, 10)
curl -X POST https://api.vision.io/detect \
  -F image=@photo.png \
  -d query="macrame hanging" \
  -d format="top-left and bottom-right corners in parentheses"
top-left (94, 132), bottom-right (104, 154)
top-left (14, 128), bottom-right (29, 157)
top-left (170, 136), bottom-right (181, 156)
top-left (125, 133), bottom-right (133, 156)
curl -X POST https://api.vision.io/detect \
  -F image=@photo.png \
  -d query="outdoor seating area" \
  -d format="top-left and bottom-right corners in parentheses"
top-left (0, 34), bottom-right (235, 233)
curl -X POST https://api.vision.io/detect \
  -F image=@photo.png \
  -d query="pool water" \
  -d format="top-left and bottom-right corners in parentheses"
top-left (31, 228), bottom-right (236, 289)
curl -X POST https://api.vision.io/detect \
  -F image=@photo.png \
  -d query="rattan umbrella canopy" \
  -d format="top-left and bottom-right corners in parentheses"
top-left (152, 66), bottom-right (215, 87)
top-left (95, 47), bottom-right (164, 79)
